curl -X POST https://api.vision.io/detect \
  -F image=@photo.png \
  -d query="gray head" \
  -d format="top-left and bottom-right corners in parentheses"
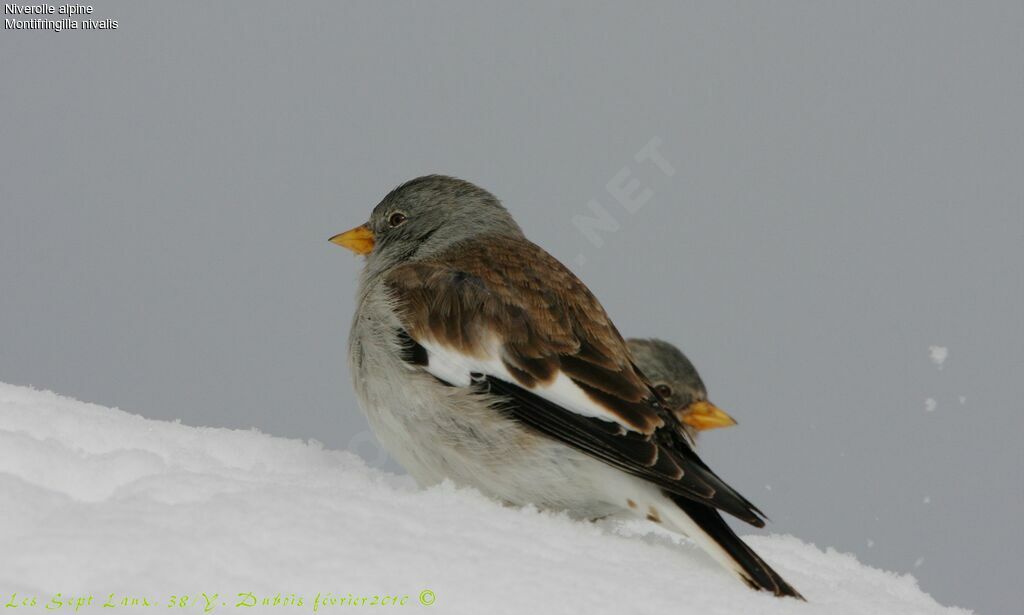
top-left (627, 338), bottom-right (737, 434)
top-left (330, 175), bottom-right (523, 275)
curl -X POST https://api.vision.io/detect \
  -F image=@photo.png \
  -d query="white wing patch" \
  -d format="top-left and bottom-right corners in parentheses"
top-left (418, 338), bottom-right (511, 388)
top-left (419, 338), bottom-right (638, 431)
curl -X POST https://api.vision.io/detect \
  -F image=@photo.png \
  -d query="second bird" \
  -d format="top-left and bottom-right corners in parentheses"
top-left (626, 338), bottom-right (738, 442)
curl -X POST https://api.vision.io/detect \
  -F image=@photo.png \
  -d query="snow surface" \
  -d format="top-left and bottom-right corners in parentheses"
top-left (0, 382), bottom-right (969, 615)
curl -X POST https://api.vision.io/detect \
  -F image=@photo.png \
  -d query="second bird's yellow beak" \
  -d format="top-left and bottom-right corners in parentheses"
top-left (680, 400), bottom-right (738, 431)
top-left (330, 224), bottom-right (376, 255)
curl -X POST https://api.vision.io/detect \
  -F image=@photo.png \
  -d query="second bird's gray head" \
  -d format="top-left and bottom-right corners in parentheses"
top-left (627, 338), bottom-right (737, 436)
top-left (330, 175), bottom-right (523, 277)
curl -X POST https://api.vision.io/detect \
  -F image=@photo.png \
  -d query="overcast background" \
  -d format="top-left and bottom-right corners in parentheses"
top-left (3, 2), bottom-right (1022, 612)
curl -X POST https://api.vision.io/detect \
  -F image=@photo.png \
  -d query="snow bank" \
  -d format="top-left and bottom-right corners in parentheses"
top-left (0, 383), bottom-right (968, 614)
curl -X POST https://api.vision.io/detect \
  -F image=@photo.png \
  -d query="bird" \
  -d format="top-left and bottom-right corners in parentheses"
top-left (331, 175), bottom-right (802, 599)
top-left (626, 338), bottom-right (737, 441)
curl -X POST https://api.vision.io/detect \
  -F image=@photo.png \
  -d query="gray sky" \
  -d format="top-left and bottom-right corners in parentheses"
top-left (2, 2), bottom-right (1022, 612)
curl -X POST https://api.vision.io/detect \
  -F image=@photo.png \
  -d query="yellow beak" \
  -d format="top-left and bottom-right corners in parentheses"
top-left (329, 224), bottom-right (375, 255)
top-left (680, 400), bottom-right (738, 431)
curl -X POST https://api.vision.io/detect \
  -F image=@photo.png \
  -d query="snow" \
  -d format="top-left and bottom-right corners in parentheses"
top-left (928, 346), bottom-right (948, 369)
top-left (925, 398), bottom-right (938, 412)
top-left (0, 382), bottom-right (970, 615)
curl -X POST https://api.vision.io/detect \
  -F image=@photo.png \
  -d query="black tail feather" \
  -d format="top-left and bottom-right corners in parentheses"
top-left (669, 493), bottom-right (804, 600)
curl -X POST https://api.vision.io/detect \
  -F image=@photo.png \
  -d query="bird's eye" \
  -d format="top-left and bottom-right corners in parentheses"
top-left (388, 212), bottom-right (408, 228)
top-left (654, 384), bottom-right (673, 399)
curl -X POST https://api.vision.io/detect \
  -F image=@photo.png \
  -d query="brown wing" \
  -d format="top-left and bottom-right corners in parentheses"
top-left (386, 235), bottom-right (659, 431)
top-left (385, 235), bottom-right (766, 526)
